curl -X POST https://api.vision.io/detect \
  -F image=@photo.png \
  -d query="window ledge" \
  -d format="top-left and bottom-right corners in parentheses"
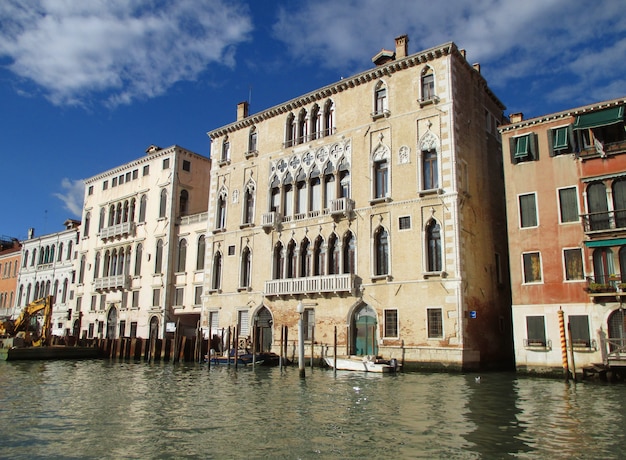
top-left (423, 271), bottom-right (446, 279)
top-left (217, 159), bottom-right (231, 167)
top-left (244, 150), bottom-right (258, 159)
top-left (207, 288), bottom-right (222, 295)
top-left (418, 188), bottom-right (443, 197)
top-left (239, 223), bottom-right (255, 230)
top-left (371, 109), bottom-right (391, 120)
top-left (371, 274), bottom-right (392, 282)
top-left (418, 96), bottom-right (439, 107)
top-left (212, 227), bottom-right (226, 234)
top-left (369, 196), bottom-right (392, 205)
top-left (237, 287), bottom-right (252, 292)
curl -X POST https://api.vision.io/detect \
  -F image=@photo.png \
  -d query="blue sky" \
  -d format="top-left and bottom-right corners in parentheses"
top-left (1, 0), bottom-right (625, 240)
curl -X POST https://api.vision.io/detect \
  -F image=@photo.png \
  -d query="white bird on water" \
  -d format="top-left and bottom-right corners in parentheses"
top-left (475, 376), bottom-right (481, 383)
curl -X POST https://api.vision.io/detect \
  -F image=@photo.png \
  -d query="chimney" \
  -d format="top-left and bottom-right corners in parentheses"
top-left (237, 101), bottom-right (249, 121)
top-left (472, 63), bottom-right (481, 74)
top-left (510, 113), bottom-right (524, 123)
top-left (395, 34), bottom-right (408, 59)
top-left (28, 228), bottom-right (34, 239)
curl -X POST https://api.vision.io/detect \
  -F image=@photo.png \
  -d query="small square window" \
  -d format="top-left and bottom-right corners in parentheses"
top-left (399, 216), bottom-right (411, 230)
top-left (143, 165), bottom-right (150, 176)
top-left (228, 245), bottom-right (235, 256)
top-left (119, 175), bottom-right (125, 185)
top-left (125, 172), bottom-right (131, 182)
top-left (88, 186), bottom-right (94, 196)
top-left (182, 160), bottom-right (191, 172)
top-left (112, 177), bottom-right (117, 187)
top-left (558, 187), bottom-right (579, 223)
top-left (526, 316), bottom-right (546, 346)
top-left (132, 169), bottom-right (138, 180)
top-left (163, 158), bottom-right (170, 169)
top-left (103, 181), bottom-right (108, 191)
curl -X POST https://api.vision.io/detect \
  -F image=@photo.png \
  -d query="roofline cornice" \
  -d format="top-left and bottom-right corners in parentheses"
top-left (499, 97), bottom-right (626, 133)
top-left (208, 41), bottom-right (503, 139)
top-left (85, 145), bottom-right (208, 184)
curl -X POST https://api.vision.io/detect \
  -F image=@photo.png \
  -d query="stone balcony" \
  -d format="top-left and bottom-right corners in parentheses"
top-left (264, 273), bottom-right (355, 297)
top-left (94, 274), bottom-right (130, 291)
top-left (99, 221), bottom-right (135, 240)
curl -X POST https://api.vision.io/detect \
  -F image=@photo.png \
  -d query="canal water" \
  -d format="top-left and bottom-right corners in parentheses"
top-left (1, 360), bottom-right (625, 459)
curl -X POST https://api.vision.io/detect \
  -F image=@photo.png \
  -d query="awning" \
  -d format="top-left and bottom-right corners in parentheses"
top-left (574, 106), bottom-right (624, 130)
top-left (585, 237), bottom-right (626, 248)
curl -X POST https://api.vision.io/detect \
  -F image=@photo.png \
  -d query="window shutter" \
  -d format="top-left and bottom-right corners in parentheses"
top-left (509, 137), bottom-right (517, 163)
top-left (529, 133), bottom-right (539, 160)
top-left (567, 124), bottom-right (578, 153)
top-left (547, 129), bottom-right (555, 157)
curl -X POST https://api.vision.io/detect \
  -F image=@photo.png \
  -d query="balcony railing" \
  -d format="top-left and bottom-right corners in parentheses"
top-left (585, 275), bottom-right (626, 297)
top-left (94, 274), bottom-right (129, 291)
top-left (330, 197), bottom-right (354, 217)
top-left (582, 209), bottom-right (626, 234)
top-left (99, 221), bottom-right (135, 240)
top-left (265, 273), bottom-right (355, 296)
top-left (262, 211), bottom-right (281, 230)
top-left (579, 139), bottom-right (626, 159)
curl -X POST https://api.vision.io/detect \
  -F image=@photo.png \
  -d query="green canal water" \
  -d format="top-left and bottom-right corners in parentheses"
top-left (0, 360), bottom-right (624, 459)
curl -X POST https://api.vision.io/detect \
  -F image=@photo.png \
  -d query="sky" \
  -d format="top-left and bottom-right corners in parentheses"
top-left (1, 0), bottom-right (625, 241)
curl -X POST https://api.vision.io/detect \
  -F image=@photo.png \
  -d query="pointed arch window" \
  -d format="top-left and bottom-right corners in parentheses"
top-left (286, 240), bottom-right (297, 279)
top-left (99, 208), bottom-right (106, 231)
top-left (374, 227), bottom-right (389, 276)
top-left (613, 179), bottom-right (626, 228)
top-left (134, 243), bottom-right (143, 276)
top-left (243, 182), bottom-right (255, 225)
top-left (159, 189), bottom-right (167, 218)
top-left (216, 188), bottom-right (227, 230)
top-left (423, 148), bottom-right (438, 190)
top-left (196, 235), bottom-right (206, 270)
top-left (587, 182), bottom-right (609, 230)
top-left (139, 195), bottom-right (147, 222)
top-left (273, 242), bottom-right (284, 280)
top-left (212, 252), bottom-right (222, 290)
top-left (328, 234), bottom-right (340, 275)
top-left (300, 238), bottom-right (310, 277)
top-left (177, 239), bottom-right (187, 272)
top-left (310, 104), bottom-right (321, 140)
top-left (285, 113), bottom-right (296, 147)
top-left (426, 220), bottom-right (442, 272)
top-left (297, 108), bottom-right (308, 144)
top-left (221, 136), bottom-right (230, 164)
top-left (248, 126), bottom-right (258, 155)
top-left (179, 190), bottom-right (189, 216)
top-left (343, 231), bottom-right (356, 274)
top-left (155, 239), bottom-right (163, 273)
top-left (240, 246), bottom-right (251, 288)
top-left (270, 175), bottom-right (281, 213)
top-left (94, 252), bottom-right (101, 279)
top-left (84, 212), bottom-right (91, 238)
top-left (284, 173), bottom-right (294, 217)
top-left (313, 237), bottom-right (324, 276)
top-left (323, 100), bottom-right (335, 136)
top-left (374, 159), bottom-right (389, 199)
top-left (296, 169), bottom-right (307, 215)
top-left (310, 167), bottom-right (322, 212)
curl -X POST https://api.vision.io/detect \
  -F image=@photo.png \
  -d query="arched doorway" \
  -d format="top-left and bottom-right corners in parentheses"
top-left (352, 304), bottom-right (378, 356)
top-left (254, 306), bottom-right (273, 352)
top-left (106, 307), bottom-right (118, 339)
top-left (608, 309), bottom-right (626, 353)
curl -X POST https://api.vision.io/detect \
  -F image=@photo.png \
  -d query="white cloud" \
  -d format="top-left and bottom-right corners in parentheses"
top-left (273, 0), bottom-right (626, 114)
top-left (53, 178), bottom-right (85, 217)
top-left (0, 0), bottom-right (252, 107)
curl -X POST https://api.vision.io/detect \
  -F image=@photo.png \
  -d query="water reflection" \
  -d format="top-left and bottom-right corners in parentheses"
top-left (0, 361), bottom-right (625, 459)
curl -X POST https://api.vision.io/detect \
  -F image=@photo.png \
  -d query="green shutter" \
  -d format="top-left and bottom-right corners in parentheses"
top-left (514, 135), bottom-right (530, 159)
top-left (573, 106), bottom-right (624, 130)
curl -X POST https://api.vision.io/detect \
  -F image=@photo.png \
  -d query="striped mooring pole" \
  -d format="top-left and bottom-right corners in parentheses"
top-left (558, 307), bottom-right (569, 381)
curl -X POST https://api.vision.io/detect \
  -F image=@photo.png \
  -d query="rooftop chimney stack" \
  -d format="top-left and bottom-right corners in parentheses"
top-left (510, 113), bottom-right (524, 123)
top-left (395, 34), bottom-right (409, 59)
top-left (237, 101), bottom-right (249, 121)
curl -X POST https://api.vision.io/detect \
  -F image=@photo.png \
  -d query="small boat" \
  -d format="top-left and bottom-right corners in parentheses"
top-left (207, 349), bottom-right (283, 367)
top-left (324, 355), bottom-right (400, 373)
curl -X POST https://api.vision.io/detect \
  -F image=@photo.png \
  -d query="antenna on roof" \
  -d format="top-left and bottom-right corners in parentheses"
top-left (248, 85), bottom-right (252, 109)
